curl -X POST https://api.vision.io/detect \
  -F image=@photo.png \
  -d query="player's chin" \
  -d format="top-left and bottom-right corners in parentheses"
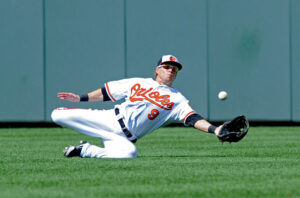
top-left (170, 74), bottom-right (177, 80)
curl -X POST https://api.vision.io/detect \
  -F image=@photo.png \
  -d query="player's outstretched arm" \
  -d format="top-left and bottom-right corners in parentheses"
top-left (193, 119), bottom-right (222, 135)
top-left (57, 88), bottom-right (104, 102)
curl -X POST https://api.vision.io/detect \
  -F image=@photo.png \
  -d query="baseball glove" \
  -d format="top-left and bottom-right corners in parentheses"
top-left (217, 115), bottom-right (249, 143)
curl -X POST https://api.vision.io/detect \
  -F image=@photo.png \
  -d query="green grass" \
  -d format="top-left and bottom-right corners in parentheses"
top-left (0, 126), bottom-right (300, 198)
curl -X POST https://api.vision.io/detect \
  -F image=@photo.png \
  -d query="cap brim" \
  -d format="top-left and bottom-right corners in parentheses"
top-left (162, 61), bottom-right (182, 70)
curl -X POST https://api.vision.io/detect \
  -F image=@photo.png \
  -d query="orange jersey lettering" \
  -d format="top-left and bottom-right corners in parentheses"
top-left (129, 83), bottom-right (174, 110)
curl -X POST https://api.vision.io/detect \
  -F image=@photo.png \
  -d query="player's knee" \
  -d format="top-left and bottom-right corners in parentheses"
top-left (51, 108), bottom-right (66, 124)
top-left (109, 144), bottom-right (137, 158)
top-left (51, 109), bottom-right (59, 123)
top-left (122, 143), bottom-right (137, 158)
top-left (127, 145), bottom-right (137, 158)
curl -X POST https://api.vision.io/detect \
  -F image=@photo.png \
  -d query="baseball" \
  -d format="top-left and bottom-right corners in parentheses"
top-left (218, 91), bottom-right (228, 100)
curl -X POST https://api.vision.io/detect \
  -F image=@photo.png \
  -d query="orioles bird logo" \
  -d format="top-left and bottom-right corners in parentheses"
top-left (170, 56), bottom-right (176, 62)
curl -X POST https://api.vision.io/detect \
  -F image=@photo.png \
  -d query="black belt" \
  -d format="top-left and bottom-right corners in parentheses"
top-left (114, 108), bottom-right (137, 143)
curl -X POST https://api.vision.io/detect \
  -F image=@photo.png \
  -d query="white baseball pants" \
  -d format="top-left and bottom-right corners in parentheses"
top-left (51, 108), bottom-right (137, 158)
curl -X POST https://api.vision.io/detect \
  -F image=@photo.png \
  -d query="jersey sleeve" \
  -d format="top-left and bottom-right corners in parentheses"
top-left (171, 96), bottom-right (197, 124)
top-left (104, 78), bottom-right (134, 102)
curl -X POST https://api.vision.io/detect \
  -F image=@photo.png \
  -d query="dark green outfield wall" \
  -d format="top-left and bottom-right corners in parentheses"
top-left (0, 0), bottom-right (299, 122)
top-left (0, 1), bottom-right (44, 121)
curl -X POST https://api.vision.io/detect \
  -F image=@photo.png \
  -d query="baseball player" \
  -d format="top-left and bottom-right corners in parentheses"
top-left (51, 55), bottom-right (223, 159)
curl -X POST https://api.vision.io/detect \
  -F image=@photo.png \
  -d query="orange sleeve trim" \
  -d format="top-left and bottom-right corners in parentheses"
top-left (105, 83), bottom-right (116, 102)
top-left (183, 111), bottom-right (196, 122)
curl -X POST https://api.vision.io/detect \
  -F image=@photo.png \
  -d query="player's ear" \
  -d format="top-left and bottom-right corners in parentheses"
top-left (154, 68), bottom-right (159, 78)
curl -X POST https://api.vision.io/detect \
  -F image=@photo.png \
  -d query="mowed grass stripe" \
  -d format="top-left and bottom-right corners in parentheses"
top-left (0, 127), bottom-right (299, 198)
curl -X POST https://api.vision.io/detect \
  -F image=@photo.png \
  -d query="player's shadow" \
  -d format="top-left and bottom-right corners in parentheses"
top-left (139, 154), bottom-right (228, 158)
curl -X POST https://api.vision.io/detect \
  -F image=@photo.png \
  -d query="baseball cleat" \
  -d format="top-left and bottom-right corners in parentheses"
top-left (63, 140), bottom-right (89, 157)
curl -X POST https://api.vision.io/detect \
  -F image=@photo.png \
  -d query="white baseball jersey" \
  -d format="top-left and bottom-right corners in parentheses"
top-left (105, 78), bottom-right (196, 139)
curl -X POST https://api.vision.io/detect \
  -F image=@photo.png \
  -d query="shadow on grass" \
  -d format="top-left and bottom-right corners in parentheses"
top-left (138, 154), bottom-right (228, 158)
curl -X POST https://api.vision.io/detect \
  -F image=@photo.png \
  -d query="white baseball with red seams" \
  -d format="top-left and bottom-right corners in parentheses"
top-left (51, 77), bottom-right (196, 158)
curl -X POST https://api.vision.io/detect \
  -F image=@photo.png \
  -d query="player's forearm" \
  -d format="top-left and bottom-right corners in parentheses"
top-left (194, 119), bottom-right (221, 134)
top-left (194, 119), bottom-right (212, 132)
top-left (86, 88), bottom-right (104, 102)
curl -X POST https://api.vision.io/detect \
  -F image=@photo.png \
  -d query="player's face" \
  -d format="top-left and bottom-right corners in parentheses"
top-left (155, 64), bottom-right (178, 86)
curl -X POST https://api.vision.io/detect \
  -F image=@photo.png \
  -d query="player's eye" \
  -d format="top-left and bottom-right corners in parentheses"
top-left (161, 65), bottom-right (178, 73)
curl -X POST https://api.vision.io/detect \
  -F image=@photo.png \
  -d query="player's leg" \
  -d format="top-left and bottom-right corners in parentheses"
top-left (52, 108), bottom-right (137, 158)
top-left (63, 137), bottom-right (137, 158)
top-left (51, 108), bottom-right (118, 138)
top-left (80, 138), bottom-right (137, 158)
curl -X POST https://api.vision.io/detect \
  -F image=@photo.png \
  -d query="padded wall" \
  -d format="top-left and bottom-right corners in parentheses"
top-left (0, 0), bottom-right (44, 121)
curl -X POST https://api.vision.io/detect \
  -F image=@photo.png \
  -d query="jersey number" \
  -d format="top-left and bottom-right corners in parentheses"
top-left (148, 109), bottom-right (159, 120)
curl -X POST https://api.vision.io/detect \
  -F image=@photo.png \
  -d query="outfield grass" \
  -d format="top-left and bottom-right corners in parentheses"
top-left (0, 126), bottom-right (300, 198)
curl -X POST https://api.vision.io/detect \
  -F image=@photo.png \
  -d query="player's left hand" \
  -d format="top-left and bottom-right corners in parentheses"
top-left (214, 125), bottom-right (223, 136)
